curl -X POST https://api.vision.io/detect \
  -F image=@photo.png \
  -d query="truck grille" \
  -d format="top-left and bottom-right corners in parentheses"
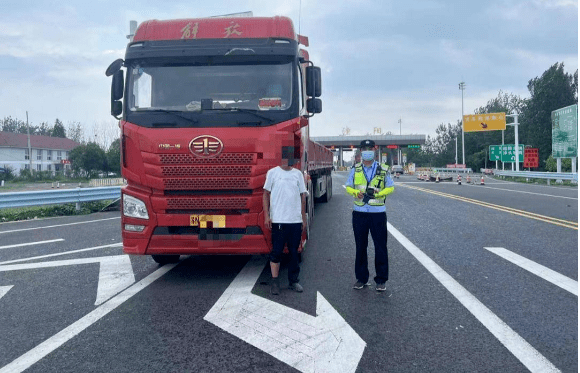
top-left (162, 165), bottom-right (252, 177)
top-left (164, 177), bottom-right (250, 190)
top-left (167, 197), bottom-right (248, 210)
top-left (160, 153), bottom-right (254, 165)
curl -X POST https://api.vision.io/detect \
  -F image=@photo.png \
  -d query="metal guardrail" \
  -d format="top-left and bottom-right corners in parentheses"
top-left (0, 186), bottom-right (122, 209)
top-left (432, 168), bottom-right (473, 173)
top-left (494, 170), bottom-right (578, 184)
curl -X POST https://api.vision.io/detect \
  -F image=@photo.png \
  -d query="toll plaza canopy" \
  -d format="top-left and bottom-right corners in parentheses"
top-left (311, 134), bottom-right (426, 167)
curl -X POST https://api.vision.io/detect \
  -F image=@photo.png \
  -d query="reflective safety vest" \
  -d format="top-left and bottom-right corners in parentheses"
top-left (353, 162), bottom-right (390, 206)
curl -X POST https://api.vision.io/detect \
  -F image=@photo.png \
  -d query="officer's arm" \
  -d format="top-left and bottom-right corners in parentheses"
top-left (375, 173), bottom-right (395, 198)
top-left (344, 168), bottom-right (359, 197)
top-left (375, 186), bottom-right (394, 198)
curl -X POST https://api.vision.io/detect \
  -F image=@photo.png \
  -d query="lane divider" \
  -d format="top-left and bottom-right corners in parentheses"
top-left (0, 239), bottom-right (65, 250)
top-left (387, 223), bottom-right (560, 373)
top-left (400, 184), bottom-right (577, 230)
top-left (485, 247), bottom-right (577, 296)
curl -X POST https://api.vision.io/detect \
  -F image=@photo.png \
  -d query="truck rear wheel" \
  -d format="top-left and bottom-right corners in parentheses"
top-left (320, 175), bottom-right (332, 203)
top-left (151, 255), bottom-right (180, 265)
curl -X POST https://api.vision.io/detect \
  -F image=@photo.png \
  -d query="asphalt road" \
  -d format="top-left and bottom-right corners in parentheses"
top-left (0, 172), bottom-right (577, 372)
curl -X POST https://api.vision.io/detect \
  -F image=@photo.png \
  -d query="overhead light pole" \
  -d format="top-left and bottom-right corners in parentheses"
top-left (459, 82), bottom-right (466, 166)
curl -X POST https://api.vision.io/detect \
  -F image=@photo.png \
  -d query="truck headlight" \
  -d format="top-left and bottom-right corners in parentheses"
top-left (123, 194), bottom-right (149, 219)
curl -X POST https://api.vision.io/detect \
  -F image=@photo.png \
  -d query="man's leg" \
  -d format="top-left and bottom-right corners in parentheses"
top-left (369, 212), bottom-right (388, 284)
top-left (270, 223), bottom-right (284, 295)
top-left (286, 223), bottom-right (302, 286)
top-left (352, 211), bottom-right (370, 283)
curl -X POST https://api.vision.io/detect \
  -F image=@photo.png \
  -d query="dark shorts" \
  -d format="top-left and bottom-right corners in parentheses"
top-left (270, 222), bottom-right (302, 283)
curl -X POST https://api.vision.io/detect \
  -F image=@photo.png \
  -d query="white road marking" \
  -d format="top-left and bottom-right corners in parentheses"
top-left (0, 286), bottom-right (13, 300)
top-left (468, 185), bottom-right (577, 200)
top-left (204, 256), bottom-right (366, 373)
top-left (0, 217), bottom-right (120, 235)
top-left (0, 243), bottom-right (123, 265)
top-left (387, 222), bottom-right (560, 373)
top-left (485, 247), bottom-right (578, 296)
top-left (0, 260), bottom-right (180, 373)
top-left (0, 239), bottom-right (65, 250)
top-left (0, 255), bottom-right (135, 305)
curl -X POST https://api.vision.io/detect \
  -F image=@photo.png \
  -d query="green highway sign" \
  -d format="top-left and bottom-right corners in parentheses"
top-left (489, 144), bottom-right (524, 162)
top-left (407, 145), bottom-right (421, 148)
top-left (551, 104), bottom-right (578, 158)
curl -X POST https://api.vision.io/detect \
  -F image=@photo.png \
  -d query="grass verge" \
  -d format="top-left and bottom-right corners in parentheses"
top-left (0, 200), bottom-right (115, 223)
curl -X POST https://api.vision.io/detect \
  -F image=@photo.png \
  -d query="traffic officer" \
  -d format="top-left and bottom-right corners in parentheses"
top-left (345, 139), bottom-right (395, 291)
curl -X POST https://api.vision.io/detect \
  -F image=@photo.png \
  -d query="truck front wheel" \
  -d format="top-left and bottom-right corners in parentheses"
top-left (151, 255), bottom-right (180, 265)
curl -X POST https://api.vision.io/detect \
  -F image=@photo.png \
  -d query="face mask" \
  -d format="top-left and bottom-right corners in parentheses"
top-left (361, 150), bottom-right (375, 161)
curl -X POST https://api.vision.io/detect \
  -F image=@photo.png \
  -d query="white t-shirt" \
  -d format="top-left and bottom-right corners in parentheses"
top-left (263, 166), bottom-right (307, 223)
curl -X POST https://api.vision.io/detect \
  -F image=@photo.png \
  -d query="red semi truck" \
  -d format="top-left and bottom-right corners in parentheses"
top-left (106, 16), bottom-right (333, 264)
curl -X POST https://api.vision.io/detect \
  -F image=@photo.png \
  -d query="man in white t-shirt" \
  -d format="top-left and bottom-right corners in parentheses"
top-left (263, 146), bottom-right (308, 295)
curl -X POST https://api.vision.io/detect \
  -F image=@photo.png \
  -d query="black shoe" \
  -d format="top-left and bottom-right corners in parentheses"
top-left (353, 280), bottom-right (371, 290)
top-left (288, 282), bottom-right (303, 292)
top-left (376, 283), bottom-right (387, 292)
top-left (271, 279), bottom-right (280, 295)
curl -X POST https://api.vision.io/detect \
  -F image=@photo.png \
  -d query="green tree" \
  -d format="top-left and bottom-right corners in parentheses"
top-left (67, 121), bottom-right (84, 143)
top-left (51, 119), bottom-right (66, 138)
top-left (520, 63), bottom-right (577, 170)
top-left (69, 142), bottom-right (107, 178)
top-left (106, 138), bottom-right (121, 174)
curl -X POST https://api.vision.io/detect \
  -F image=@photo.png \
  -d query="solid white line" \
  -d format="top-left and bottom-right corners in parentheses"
top-left (471, 185), bottom-right (577, 200)
top-left (0, 243), bottom-right (123, 265)
top-left (387, 222), bottom-right (560, 373)
top-left (485, 247), bottom-right (578, 296)
top-left (0, 239), bottom-right (65, 250)
top-left (0, 217), bottom-right (120, 235)
top-left (0, 259), bottom-right (181, 373)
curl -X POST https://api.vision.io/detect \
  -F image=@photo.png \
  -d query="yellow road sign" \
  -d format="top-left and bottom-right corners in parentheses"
top-left (463, 113), bottom-right (506, 132)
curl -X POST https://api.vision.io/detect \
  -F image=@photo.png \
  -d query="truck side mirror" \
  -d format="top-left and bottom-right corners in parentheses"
top-left (111, 70), bottom-right (124, 101)
top-left (111, 101), bottom-right (123, 118)
top-left (307, 98), bottom-right (322, 114)
top-left (306, 66), bottom-right (321, 98)
top-left (110, 70), bottom-right (124, 119)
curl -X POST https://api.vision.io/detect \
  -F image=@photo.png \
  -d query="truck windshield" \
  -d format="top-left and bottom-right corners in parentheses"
top-left (128, 62), bottom-right (293, 113)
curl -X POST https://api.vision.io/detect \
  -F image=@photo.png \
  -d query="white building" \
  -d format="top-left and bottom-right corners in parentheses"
top-left (0, 131), bottom-right (80, 175)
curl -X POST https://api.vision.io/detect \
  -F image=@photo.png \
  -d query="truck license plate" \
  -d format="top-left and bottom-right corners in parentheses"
top-left (190, 215), bottom-right (225, 228)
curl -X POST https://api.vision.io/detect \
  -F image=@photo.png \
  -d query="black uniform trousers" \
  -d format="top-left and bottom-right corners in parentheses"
top-left (352, 211), bottom-right (389, 284)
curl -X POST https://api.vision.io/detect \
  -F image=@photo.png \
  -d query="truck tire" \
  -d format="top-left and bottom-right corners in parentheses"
top-left (320, 174), bottom-right (332, 203)
top-left (151, 255), bottom-right (180, 265)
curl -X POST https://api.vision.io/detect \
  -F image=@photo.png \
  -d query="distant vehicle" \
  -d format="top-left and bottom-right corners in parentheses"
top-left (391, 165), bottom-right (404, 174)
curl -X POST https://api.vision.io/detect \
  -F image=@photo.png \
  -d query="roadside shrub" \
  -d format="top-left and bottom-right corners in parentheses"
top-left (0, 200), bottom-right (114, 222)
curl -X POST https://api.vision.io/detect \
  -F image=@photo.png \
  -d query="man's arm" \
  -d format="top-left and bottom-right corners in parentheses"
top-left (263, 189), bottom-right (271, 230)
top-left (301, 192), bottom-right (307, 231)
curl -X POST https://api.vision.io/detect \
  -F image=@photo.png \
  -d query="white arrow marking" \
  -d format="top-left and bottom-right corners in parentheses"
top-left (0, 285), bottom-right (13, 300)
top-left (204, 256), bottom-right (366, 373)
top-left (0, 255), bottom-right (135, 305)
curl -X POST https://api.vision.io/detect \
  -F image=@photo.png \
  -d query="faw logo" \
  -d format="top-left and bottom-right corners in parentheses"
top-left (189, 135), bottom-right (224, 158)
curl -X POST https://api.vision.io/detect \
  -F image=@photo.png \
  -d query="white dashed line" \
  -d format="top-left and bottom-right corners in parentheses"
top-left (485, 247), bottom-right (577, 296)
top-left (0, 239), bottom-right (64, 250)
top-left (387, 223), bottom-right (560, 373)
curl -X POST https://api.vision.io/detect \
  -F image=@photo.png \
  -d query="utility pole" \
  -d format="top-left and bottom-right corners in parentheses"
top-left (26, 111), bottom-right (32, 172)
top-left (459, 82), bottom-right (466, 166)
top-left (455, 136), bottom-right (458, 165)
top-left (398, 117), bottom-right (402, 165)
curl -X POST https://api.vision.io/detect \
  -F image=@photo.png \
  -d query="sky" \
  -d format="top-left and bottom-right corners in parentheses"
top-left (0, 0), bottom-right (577, 145)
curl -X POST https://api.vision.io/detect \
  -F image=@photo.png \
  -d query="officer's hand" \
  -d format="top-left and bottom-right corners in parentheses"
top-left (357, 191), bottom-right (364, 199)
top-left (264, 216), bottom-right (272, 230)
